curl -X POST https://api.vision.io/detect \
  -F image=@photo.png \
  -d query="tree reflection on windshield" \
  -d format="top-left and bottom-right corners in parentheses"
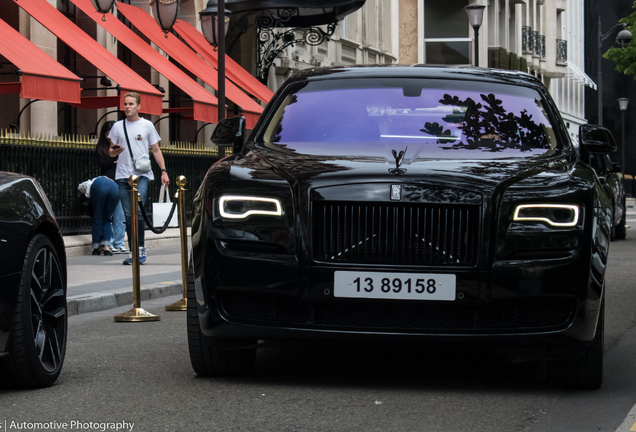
top-left (262, 79), bottom-right (559, 159)
top-left (419, 93), bottom-right (554, 152)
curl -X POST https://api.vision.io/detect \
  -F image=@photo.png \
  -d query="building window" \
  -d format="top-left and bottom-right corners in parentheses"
top-left (341, 43), bottom-right (357, 65)
top-left (424, 0), bottom-right (471, 64)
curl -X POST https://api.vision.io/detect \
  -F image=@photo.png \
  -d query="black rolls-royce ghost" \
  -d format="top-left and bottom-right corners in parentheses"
top-left (188, 66), bottom-right (615, 389)
top-left (0, 171), bottom-right (68, 387)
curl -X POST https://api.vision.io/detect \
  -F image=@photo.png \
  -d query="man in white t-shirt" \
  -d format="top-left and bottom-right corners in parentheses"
top-left (108, 92), bottom-right (170, 265)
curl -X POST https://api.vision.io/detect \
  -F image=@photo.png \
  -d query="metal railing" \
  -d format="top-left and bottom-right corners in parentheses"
top-left (539, 35), bottom-right (546, 59)
top-left (556, 39), bottom-right (568, 64)
top-left (522, 26), bottom-right (533, 53)
top-left (533, 31), bottom-right (540, 57)
top-left (0, 130), bottom-right (228, 234)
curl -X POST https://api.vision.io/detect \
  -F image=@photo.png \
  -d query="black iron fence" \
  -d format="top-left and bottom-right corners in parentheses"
top-left (0, 131), bottom-right (228, 234)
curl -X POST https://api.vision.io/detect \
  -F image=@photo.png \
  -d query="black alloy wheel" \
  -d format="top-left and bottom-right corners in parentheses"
top-left (186, 260), bottom-right (257, 377)
top-left (4, 234), bottom-right (67, 387)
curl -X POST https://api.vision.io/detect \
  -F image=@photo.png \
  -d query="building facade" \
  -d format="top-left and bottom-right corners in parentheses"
top-left (264, 0), bottom-right (400, 91)
top-left (585, 0), bottom-right (636, 178)
top-left (397, 0), bottom-right (590, 144)
top-left (1, 0), bottom-right (593, 148)
top-left (0, 0), bottom-right (399, 142)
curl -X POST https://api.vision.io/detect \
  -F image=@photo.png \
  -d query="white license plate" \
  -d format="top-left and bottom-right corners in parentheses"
top-left (334, 271), bottom-right (456, 301)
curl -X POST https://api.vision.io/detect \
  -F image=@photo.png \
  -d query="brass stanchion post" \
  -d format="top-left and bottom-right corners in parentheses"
top-left (115, 175), bottom-right (160, 322)
top-left (166, 176), bottom-right (188, 311)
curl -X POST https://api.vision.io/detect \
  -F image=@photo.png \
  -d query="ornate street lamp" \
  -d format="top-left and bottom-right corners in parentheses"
top-left (597, 18), bottom-right (632, 126)
top-left (619, 97), bottom-right (629, 174)
top-left (465, 4), bottom-right (486, 67)
top-left (90, 0), bottom-right (116, 21)
top-left (199, 2), bottom-right (232, 49)
top-left (200, 0), bottom-right (232, 122)
top-left (150, 0), bottom-right (186, 37)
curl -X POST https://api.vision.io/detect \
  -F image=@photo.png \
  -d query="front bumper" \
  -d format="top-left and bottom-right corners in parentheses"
top-left (196, 244), bottom-right (601, 348)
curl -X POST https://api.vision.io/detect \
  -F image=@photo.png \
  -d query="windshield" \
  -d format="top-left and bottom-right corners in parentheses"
top-left (260, 78), bottom-right (560, 160)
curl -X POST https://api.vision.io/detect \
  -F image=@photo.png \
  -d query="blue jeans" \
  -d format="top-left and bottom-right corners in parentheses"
top-left (117, 176), bottom-right (149, 249)
top-left (110, 201), bottom-right (126, 249)
top-left (90, 177), bottom-right (120, 249)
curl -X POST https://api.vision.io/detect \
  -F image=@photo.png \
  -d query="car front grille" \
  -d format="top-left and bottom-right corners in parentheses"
top-left (312, 202), bottom-right (480, 266)
top-left (218, 292), bottom-right (575, 333)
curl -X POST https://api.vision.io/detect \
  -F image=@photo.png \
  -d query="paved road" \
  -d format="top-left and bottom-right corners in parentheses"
top-left (2, 228), bottom-right (636, 432)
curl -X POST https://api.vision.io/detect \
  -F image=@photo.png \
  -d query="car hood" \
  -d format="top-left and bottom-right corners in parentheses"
top-left (229, 147), bottom-right (572, 197)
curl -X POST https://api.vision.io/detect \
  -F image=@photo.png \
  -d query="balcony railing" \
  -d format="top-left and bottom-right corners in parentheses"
top-left (522, 26), bottom-right (533, 53)
top-left (556, 39), bottom-right (568, 64)
top-left (533, 31), bottom-right (540, 57)
top-left (539, 35), bottom-right (546, 59)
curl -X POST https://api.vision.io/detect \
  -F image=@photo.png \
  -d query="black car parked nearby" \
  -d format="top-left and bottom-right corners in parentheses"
top-left (0, 172), bottom-right (68, 387)
top-left (590, 154), bottom-right (626, 240)
top-left (188, 66), bottom-right (614, 389)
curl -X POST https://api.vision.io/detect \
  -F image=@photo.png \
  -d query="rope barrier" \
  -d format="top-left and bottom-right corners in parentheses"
top-left (137, 198), bottom-right (178, 234)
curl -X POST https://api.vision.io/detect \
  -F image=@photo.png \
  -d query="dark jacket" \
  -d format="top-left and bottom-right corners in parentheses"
top-left (95, 150), bottom-right (117, 180)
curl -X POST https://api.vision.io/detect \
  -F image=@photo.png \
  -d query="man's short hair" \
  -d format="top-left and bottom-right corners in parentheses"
top-left (124, 92), bottom-right (141, 105)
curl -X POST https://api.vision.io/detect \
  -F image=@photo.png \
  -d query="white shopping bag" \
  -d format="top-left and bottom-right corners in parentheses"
top-left (152, 185), bottom-right (179, 228)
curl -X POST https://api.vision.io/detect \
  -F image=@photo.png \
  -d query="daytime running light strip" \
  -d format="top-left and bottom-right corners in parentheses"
top-left (219, 196), bottom-right (282, 219)
top-left (513, 204), bottom-right (579, 227)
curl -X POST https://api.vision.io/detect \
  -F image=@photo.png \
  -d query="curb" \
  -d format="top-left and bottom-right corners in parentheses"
top-left (67, 283), bottom-right (183, 317)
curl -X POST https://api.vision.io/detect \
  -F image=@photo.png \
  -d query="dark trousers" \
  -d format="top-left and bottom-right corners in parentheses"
top-left (116, 176), bottom-right (149, 249)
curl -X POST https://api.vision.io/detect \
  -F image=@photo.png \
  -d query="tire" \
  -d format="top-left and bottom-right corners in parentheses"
top-left (547, 299), bottom-right (604, 390)
top-left (4, 234), bottom-right (67, 388)
top-left (186, 260), bottom-right (257, 377)
top-left (615, 197), bottom-right (627, 240)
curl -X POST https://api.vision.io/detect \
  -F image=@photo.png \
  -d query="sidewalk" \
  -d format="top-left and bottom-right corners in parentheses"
top-left (628, 197), bottom-right (636, 219)
top-left (65, 227), bottom-right (187, 257)
top-left (65, 227), bottom-right (189, 317)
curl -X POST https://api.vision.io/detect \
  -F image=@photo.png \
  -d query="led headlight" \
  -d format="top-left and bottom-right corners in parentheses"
top-left (219, 195), bottom-right (282, 219)
top-left (513, 204), bottom-right (579, 227)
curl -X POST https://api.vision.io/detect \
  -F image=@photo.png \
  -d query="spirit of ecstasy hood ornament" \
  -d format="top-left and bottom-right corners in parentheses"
top-left (389, 146), bottom-right (408, 175)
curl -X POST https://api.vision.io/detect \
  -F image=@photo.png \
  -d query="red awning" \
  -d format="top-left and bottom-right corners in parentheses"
top-left (68, 96), bottom-right (119, 110)
top-left (14, 0), bottom-right (163, 116)
top-left (0, 18), bottom-right (81, 104)
top-left (0, 83), bottom-right (23, 94)
top-left (69, 0), bottom-right (219, 124)
top-left (173, 20), bottom-right (274, 105)
top-left (117, 3), bottom-right (264, 129)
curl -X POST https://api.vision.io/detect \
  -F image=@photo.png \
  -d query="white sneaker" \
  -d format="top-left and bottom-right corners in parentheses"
top-left (122, 248), bottom-right (146, 265)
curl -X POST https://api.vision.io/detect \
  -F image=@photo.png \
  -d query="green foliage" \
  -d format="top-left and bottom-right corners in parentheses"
top-left (603, 1), bottom-right (636, 77)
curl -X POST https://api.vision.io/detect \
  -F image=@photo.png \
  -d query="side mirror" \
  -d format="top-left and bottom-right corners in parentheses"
top-left (579, 124), bottom-right (616, 163)
top-left (610, 162), bottom-right (622, 173)
top-left (211, 116), bottom-right (246, 153)
top-left (580, 124), bottom-right (617, 153)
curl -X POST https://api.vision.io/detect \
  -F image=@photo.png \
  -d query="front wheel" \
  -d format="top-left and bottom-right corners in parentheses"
top-left (186, 260), bottom-right (257, 376)
top-left (547, 299), bottom-right (604, 389)
top-left (4, 234), bottom-right (67, 387)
